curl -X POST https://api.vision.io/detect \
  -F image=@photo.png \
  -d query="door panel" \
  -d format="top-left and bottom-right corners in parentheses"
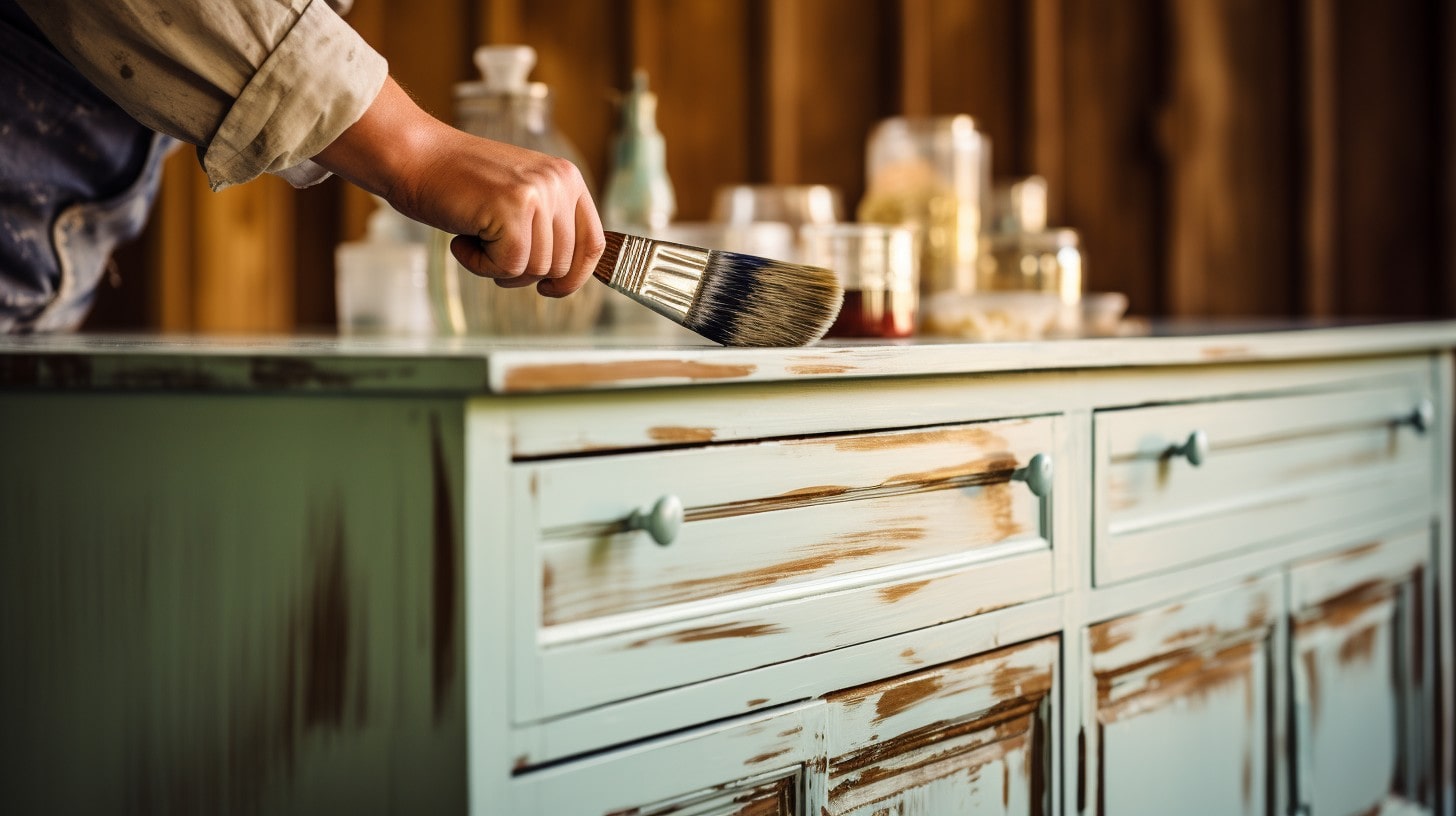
top-left (1289, 530), bottom-right (1433, 815)
top-left (1088, 575), bottom-right (1282, 815)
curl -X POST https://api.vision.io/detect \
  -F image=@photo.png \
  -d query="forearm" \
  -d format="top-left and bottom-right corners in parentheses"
top-left (312, 76), bottom-right (447, 209)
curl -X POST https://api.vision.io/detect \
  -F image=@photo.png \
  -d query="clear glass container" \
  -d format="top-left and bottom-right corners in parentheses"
top-left (977, 228), bottom-right (1084, 333)
top-left (426, 45), bottom-right (604, 336)
top-left (801, 224), bottom-right (918, 339)
top-left (857, 115), bottom-right (989, 300)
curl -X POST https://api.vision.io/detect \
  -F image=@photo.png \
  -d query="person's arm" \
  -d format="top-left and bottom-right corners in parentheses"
top-left (314, 76), bottom-right (604, 296)
top-left (14, 0), bottom-right (601, 295)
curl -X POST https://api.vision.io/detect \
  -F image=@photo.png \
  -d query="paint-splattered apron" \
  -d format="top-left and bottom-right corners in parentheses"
top-left (0, 0), bottom-right (171, 332)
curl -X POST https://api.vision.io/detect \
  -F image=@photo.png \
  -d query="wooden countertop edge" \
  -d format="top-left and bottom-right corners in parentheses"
top-left (1, 322), bottom-right (1454, 395)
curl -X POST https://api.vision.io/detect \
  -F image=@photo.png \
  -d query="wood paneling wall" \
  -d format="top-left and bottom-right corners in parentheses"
top-left (84, 0), bottom-right (1456, 332)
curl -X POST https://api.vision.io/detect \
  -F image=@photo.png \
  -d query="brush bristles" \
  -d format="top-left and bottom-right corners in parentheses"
top-left (683, 251), bottom-right (844, 347)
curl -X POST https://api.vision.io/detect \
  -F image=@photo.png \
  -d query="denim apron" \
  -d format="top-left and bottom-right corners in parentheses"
top-left (0, 0), bottom-right (171, 332)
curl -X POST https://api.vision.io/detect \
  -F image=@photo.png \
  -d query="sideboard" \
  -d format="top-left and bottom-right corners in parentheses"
top-left (1, 322), bottom-right (1451, 815)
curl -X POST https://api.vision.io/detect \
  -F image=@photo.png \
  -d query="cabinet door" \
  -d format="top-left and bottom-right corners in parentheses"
top-left (1087, 576), bottom-right (1282, 815)
top-left (510, 704), bottom-right (825, 815)
top-left (823, 636), bottom-right (1058, 815)
top-left (1289, 530), bottom-right (1434, 815)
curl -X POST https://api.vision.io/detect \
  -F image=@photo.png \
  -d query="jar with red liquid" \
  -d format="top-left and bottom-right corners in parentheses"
top-left (801, 224), bottom-right (919, 339)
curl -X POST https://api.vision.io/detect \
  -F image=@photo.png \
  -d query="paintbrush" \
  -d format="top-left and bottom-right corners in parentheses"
top-left (594, 231), bottom-right (843, 347)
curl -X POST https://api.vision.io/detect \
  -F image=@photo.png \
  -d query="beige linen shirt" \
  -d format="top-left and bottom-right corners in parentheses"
top-left (15, 0), bottom-right (388, 190)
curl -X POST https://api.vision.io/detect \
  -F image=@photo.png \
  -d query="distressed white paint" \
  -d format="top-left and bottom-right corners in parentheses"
top-left (510, 704), bottom-right (826, 815)
top-left (1088, 576), bottom-right (1283, 816)
top-left (1289, 531), bottom-right (1434, 815)
top-left (1097, 381), bottom-right (1434, 585)
top-left (825, 637), bottom-right (1058, 815)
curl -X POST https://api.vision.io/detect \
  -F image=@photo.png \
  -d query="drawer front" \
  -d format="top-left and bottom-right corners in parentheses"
top-left (1095, 381), bottom-right (1435, 586)
top-left (515, 416), bottom-right (1062, 721)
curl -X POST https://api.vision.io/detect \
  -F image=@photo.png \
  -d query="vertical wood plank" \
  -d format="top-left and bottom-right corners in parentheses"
top-left (1301, 0), bottom-right (1337, 318)
top-left (897, 0), bottom-right (932, 117)
top-left (927, 0), bottom-right (1027, 176)
top-left (763, 0), bottom-right (803, 186)
top-left (794, 0), bottom-right (896, 209)
top-left (192, 174), bottom-right (296, 332)
top-left (1335, 1), bottom-right (1440, 318)
top-left (1060, 0), bottom-right (1165, 315)
top-left (155, 150), bottom-right (201, 330)
top-left (1163, 0), bottom-right (1297, 317)
top-left (1029, 0), bottom-right (1066, 224)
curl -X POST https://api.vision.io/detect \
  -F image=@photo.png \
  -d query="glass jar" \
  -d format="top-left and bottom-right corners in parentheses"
top-left (977, 228), bottom-right (1084, 333)
top-left (801, 224), bottom-right (918, 339)
top-left (857, 115), bottom-right (989, 300)
top-left (426, 45), bottom-right (604, 336)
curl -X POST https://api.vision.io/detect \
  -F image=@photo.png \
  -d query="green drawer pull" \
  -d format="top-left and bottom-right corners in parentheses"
top-left (1172, 430), bottom-right (1209, 467)
top-left (1404, 399), bottom-right (1435, 435)
top-left (628, 494), bottom-right (684, 546)
top-left (1013, 453), bottom-right (1054, 498)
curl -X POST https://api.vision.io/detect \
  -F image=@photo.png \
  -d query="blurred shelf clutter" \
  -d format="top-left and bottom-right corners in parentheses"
top-left (335, 44), bottom-right (1130, 343)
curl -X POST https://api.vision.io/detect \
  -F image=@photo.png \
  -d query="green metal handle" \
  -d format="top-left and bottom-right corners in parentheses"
top-left (1172, 430), bottom-right (1209, 467)
top-left (1012, 453), bottom-right (1054, 498)
top-left (628, 494), bottom-right (684, 546)
top-left (1404, 399), bottom-right (1435, 435)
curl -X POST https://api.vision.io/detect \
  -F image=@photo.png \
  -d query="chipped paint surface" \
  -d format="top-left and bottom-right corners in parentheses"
top-left (878, 580), bottom-right (932, 604)
top-left (826, 638), bottom-right (1055, 815)
top-left (1093, 585), bottom-right (1276, 816)
top-left (647, 426), bottom-right (718, 443)
top-left (786, 363), bottom-right (857, 375)
top-left (503, 359), bottom-right (758, 392)
top-left (628, 622), bottom-right (784, 649)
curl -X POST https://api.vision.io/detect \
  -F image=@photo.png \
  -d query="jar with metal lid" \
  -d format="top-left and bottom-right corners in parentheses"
top-left (426, 45), bottom-right (604, 336)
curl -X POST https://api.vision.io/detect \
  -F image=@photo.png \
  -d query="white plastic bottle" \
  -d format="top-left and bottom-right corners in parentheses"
top-left (334, 198), bottom-right (433, 336)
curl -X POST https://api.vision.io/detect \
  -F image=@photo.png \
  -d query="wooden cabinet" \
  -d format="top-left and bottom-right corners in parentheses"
top-left (0, 330), bottom-right (1452, 814)
top-left (1289, 530), bottom-right (1436, 815)
top-left (1086, 577), bottom-right (1282, 815)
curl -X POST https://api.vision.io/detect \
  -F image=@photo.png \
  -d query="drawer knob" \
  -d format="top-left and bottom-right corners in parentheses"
top-left (1173, 430), bottom-right (1209, 467)
top-left (628, 495), bottom-right (684, 546)
top-left (1012, 453), bottom-right (1054, 498)
top-left (1404, 399), bottom-right (1435, 435)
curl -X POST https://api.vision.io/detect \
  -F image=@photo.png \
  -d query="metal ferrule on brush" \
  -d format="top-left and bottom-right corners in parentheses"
top-left (603, 234), bottom-right (707, 322)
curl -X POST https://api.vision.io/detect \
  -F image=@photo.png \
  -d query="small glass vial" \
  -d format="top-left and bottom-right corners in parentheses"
top-left (801, 224), bottom-right (919, 339)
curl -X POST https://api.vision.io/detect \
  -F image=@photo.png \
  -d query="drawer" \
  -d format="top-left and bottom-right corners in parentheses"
top-left (1094, 381), bottom-right (1435, 586)
top-left (513, 416), bottom-right (1062, 721)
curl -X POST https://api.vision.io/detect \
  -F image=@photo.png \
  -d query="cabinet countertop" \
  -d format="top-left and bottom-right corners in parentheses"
top-left (3, 319), bottom-right (1455, 395)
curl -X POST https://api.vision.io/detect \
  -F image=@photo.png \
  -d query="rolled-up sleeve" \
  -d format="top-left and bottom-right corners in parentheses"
top-left (13, 0), bottom-right (388, 190)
